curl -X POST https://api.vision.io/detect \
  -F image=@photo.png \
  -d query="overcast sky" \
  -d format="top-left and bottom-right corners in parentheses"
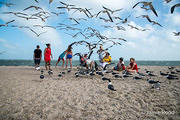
top-left (0, 0), bottom-right (180, 60)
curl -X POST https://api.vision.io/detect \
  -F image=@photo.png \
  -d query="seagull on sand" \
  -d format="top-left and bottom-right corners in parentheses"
top-left (108, 80), bottom-right (116, 91)
top-left (147, 79), bottom-right (161, 89)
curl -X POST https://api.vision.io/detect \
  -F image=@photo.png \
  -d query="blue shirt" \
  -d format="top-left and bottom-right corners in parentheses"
top-left (59, 52), bottom-right (65, 59)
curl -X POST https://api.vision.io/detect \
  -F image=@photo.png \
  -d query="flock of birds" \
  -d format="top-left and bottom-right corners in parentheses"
top-left (0, 0), bottom-right (180, 52)
top-left (38, 65), bottom-right (180, 91)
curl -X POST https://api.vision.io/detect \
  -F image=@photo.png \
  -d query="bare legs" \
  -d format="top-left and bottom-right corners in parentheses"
top-left (66, 58), bottom-right (72, 69)
top-left (56, 58), bottom-right (65, 68)
top-left (45, 62), bottom-right (51, 70)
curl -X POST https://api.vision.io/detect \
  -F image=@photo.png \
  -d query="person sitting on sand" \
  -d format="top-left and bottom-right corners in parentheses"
top-left (66, 46), bottom-right (73, 69)
top-left (44, 44), bottom-right (53, 70)
top-left (81, 54), bottom-right (96, 70)
top-left (114, 57), bottom-right (125, 71)
top-left (126, 58), bottom-right (138, 73)
top-left (33, 45), bottom-right (42, 70)
top-left (100, 52), bottom-right (112, 71)
top-left (55, 51), bottom-right (67, 68)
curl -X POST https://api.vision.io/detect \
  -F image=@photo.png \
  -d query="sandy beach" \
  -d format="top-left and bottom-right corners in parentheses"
top-left (0, 66), bottom-right (180, 120)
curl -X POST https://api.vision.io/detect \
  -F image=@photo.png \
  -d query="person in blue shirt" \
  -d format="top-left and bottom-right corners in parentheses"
top-left (55, 51), bottom-right (67, 68)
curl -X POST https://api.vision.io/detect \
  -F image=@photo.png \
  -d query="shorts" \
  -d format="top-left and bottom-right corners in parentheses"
top-left (34, 59), bottom-right (40, 65)
top-left (58, 57), bottom-right (64, 62)
top-left (67, 54), bottom-right (72, 59)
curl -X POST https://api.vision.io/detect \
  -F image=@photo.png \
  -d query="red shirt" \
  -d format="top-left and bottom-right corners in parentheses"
top-left (44, 48), bottom-right (51, 62)
top-left (130, 62), bottom-right (138, 72)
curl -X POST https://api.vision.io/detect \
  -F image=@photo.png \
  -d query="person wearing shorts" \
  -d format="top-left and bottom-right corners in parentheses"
top-left (33, 45), bottom-right (42, 70)
top-left (66, 46), bottom-right (73, 69)
top-left (44, 44), bottom-right (53, 70)
top-left (55, 51), bottom-right (66, 68)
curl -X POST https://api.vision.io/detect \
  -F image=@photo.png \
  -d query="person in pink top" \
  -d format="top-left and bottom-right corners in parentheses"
top-left (44, 44), bottom-right (53, 70)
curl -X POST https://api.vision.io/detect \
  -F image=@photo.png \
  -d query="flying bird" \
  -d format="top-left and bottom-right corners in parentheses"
top-left (0, 20), bottom-right (15, 27)
top-left (133, 2), bottom-right (158, 17)
top-left (171, 3), bottom-right (180, 13)
top-left (49, 0), bottom-right (53, 4)
top-left (173, 32), bottom-right (180, 36)
top-left (23, 6), bottom-right (43, 11)
top-left (51, 12), bottom-right (65, 16)
top-left (29, 28), bottom-right (47, 37)
top-left (0, 1), bottom-right (15, 7)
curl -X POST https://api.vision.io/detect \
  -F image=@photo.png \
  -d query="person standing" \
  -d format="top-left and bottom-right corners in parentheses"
top-left (55, 51), bottom-right (67, 68)
top-left (66, 46), bottom-right (73, 69)
top-left (44, 44), bottom-right (53, 70)
top-left (33, 45), bottom-right (42, 70)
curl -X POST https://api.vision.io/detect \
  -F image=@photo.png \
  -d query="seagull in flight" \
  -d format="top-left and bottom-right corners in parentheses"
top-left (29, 28), bottom-right (47, 37)
top-left (133, 1), bottom-right (158, 17)
top-left (0, 20), bottom-right (15, 27)
top-left (23, 6), bottom-right (43, 11)
top-left (171, 3), bottom-right (180, 14)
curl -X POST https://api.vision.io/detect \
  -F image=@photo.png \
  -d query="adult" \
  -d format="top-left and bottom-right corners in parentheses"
top-left (44, 44), bottom-right (53, 70)
top-left (66, 46), bottom-right (73, 69)
top-left (33, 45), bottom-right (42, 70)
top-left (55, 51), bottom-right (67, 68)
top-left (114, 57), bottom-right (125, 71)
top-left (81, 54), bottom-right (96, 70)
top-left (100, 52), bottom-right (112, 71)
top-left (97, 45), bottom-right (106, 63)
top-left (126, 58), bottom-right (138, 73)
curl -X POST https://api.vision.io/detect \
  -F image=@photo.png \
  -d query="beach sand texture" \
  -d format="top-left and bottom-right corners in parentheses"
top-left (0, 66), bottom-right (180, 120)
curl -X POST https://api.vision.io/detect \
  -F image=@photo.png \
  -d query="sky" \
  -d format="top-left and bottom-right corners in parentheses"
top-left (0, 0), bottom-right (180, 60)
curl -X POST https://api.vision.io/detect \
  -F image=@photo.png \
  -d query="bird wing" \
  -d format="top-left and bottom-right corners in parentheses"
top-left (149, 4), bottom-right (158, 17)
top-left (132, 2), bottom-right (141, 8)
top-left (29, 28), bottom-right (38, 36)
top-left (49, 0), bottom-right (53, 4)
top-left (6, 20), bottom-right (15, 24)
top-left (171, 3), bottom-right (180, 14)
top-left (34, 0), bottom-right (39, 3)
top-left (23, 6), bottom-right (34, 11)
top-left (106, 11), bottom-right (113, 22)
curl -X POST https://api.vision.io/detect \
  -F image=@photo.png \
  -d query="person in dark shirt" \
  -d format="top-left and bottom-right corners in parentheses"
top-left (34, 45), bottom-right (42, 69)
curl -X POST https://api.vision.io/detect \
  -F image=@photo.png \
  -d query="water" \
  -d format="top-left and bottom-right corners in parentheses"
top-left (0, 60), bottom-right (180, 66)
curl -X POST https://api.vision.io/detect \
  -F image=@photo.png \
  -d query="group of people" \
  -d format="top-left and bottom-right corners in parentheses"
top-left (33, 44), bottom-right (73, 70)
top-left (33, 44), bottom-right (138, 73)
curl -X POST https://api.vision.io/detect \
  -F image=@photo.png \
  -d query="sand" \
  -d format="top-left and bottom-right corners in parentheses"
top-left (0, 66), bottom-right (180, 120)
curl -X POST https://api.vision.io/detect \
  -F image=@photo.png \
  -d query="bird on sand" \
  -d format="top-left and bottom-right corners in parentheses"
top-left (166, 74), bottom-right (178, 80)
top-left (102, 77), bottom-right (110, 81)
top-left (171, 3), bottom-right (180, 14)
top-left (133, 1), bottom-right (158, 17)
top-left (133, 76), bottom-right (142, 80)
top-left (160, 71), bottom-right (169, 76)
top-left (108, 80), bottom-right (116, 91)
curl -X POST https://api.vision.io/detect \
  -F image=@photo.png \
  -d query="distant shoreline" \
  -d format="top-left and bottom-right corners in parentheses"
top-left (0, 60), bottom-right (180, 66)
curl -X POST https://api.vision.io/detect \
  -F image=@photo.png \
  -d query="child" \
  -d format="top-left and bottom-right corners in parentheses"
top-left (114, 57), bottom-right (125, 71)
top-left (55, 51), bottom-right (67, 68)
